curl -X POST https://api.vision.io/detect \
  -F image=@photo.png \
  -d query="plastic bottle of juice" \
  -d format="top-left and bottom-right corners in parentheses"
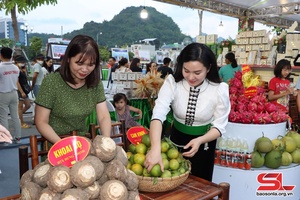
top-left (239, 139), bottom-right (249, 169)
top-left (231, 137), bottom-right (239, 168)
top-left (214, 137), bottom-right (222, 165)
top-left (226, 137), bottom-right (233, 167)
top-left (219, 137), bottom-right (227, 166)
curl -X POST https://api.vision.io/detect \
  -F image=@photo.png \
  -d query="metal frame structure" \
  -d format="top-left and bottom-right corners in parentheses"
top-left (153, 0), bottom-right (300, 30)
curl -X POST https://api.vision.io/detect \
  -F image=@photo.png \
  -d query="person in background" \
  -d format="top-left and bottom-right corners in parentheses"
top-left (268, 59), bottom-right (295, 113)
top-left (42, 56), bottom-right (54, 76)
top-left (146, 62), bottom-right (157, 73)
top-left (115, 57), bottom-right (132, 72)
top-left (14, 56), bottom-right (32, 129)
top-left (130, 58), bottom-right (142, 72)
top-left (157, 57), bottom-right (173, 78)
top-left (31, 54), bottom-right (45, 98)
top-left (218, 52), bottom-right (242, 83)
top-left (113, 93), bottom-right (142, 130)
top-left (0, 47), bottom-right (22, 143)
top-left (0, 124), bottom-right (12, 143)
top-left (34, 35), bottom-right (111, 144)
top-left (107, 57), bottom-right (118, 88)
top-left (144, 43), bottom-right (230, 181)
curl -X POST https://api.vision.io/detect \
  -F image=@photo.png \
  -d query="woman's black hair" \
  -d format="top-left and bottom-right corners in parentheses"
top-left (59, 34), bottom-right (100, 88)
top-left (130, 58), bottom-right (140, 68)
top-left (42, 56), bottom-right (54, 73)
top-left (113, 93), bottom-right (129, 106)
top-left (225, 52), bottom-right (238, 68)
top-left (118, 58), bottom-right (128, 67)
top-left (173, 43), bottom-right (221, 83)
top-left (274, 59), bottom-right (291, 78)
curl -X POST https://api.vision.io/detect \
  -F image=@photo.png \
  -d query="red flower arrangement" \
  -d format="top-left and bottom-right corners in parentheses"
top-left (228, 71), bottom-right (288, 124)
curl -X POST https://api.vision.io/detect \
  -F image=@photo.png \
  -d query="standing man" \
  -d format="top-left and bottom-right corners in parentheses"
top-left (31, 54), bottom-right (45, 98)
top-left (0, 47), bottom-right (21, 143)
top-left (157, 57), bottom-right (173, 78)
top-left (107, 56), bottom-right (119, 88)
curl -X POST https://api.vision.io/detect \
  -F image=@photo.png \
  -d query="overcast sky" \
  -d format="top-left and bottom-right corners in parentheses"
top-left (0, 0), bottom-right (271, 39)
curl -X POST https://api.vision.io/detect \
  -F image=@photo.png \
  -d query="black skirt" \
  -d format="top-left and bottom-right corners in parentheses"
top-left (170, 125), bottom-right (216, 181)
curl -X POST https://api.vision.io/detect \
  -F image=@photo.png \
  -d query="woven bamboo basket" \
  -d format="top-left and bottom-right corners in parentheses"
top-left (137, 165), bottom-right (191, 192)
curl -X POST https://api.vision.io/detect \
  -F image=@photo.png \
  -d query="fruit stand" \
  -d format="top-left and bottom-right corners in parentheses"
top-left (212, 122), bottom-right (300, 200)
top-left (212, 68), bottom-right (300, 200)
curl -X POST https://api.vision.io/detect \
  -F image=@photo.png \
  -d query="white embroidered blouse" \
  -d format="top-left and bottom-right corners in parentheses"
top-left (151, 75), bottom-right (231, 135)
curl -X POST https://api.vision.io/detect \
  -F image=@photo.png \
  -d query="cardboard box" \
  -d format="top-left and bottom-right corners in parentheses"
top-left (246, 31), bottom-right (253, 37)
top-left (231, 45), bottom-right (237, 51)
top-left (112, 72), bottom-right (119, 81)
top-left (257, 30), bottom-right (266, 37)
top-left (255, 37), bottom-right (262, 44)
top-left (242, 38), bottom-right (249, 45)
top-left (260, 59), bottom-right (267, 65)
top-left (246, 45), bottom-right (252, 51)
top-left (259, 44), bottom-right (265, 51)
top-left (196, 35), bottom-right (206, 44)
top-left (253, 31), bottom-right (259, 37)
top-left (206, 34), bottom-right (218, 44)
top-left (249, 38), bottom-right (256, 44)
top-left (262, 37), bottom-right (269, 44)
top-left (136, 73), bottom-right (143, 80)
top-left (127, 73), bottom-right (136, 80)
top-left (238, 45), bottom-right (245, 51)
top-left (239, 32), bottom-right (246, 38)
top-left (236, 38), bottom-right (242, 44)
top-left (119, 73), bottom-right (128, 81)
top-left (264, 44), bottom-right (271, 51)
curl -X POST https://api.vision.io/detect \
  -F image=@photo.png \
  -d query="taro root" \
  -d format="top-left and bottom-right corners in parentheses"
top-left (33, 162), bottom-right (52, 187)
top-left (105, 159), bottom-right (128, 183)
top-left (97, 172), bottom-right (109, 186)
top-left (70, 159), bottom-right (97, 188)
top-left (113, 145), bottom-right (128, 167)
top-left (128, 190), bottom-right (141, 200)
top-left (21, 181), bottom-right (42, 200)
top-left (61, 188), bottom-right (89, 200)
top-left (83, 181), bottom-right (101, 199)
top-left (39, 188), bottom-right (61, 200)
top-left (100, 180), bottom-right (128, 200)
top-left (93, 135), bottom-right (117, 162)
top-left (47, 165), bottom-right (73, 193)
top-left (125, 169), bottom-right (139, 191)
top-left (20, 169), bottom-right (34, 188)
top-left (84, 155), bottom-right (105, 180)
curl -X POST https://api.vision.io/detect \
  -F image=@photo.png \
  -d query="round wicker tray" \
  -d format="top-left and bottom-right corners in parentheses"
top-left (137, 165), bottom-right (191, 192)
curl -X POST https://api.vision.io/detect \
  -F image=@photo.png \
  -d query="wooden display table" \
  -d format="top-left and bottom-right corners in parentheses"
top-left (140, 175), bottom-right (230, 200)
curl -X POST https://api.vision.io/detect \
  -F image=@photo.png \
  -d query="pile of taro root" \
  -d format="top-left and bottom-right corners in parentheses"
top-left (20, 135), bottom-right (140, 200)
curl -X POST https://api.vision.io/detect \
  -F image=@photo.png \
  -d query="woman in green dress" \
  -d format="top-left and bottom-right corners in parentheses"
top-left (35, 35), bottom-right (111, 143)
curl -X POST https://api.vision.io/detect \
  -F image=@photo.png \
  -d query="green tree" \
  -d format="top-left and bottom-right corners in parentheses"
top-left (0, 38), bottom-right (14, 48)
top-left (99, 46), bottom-right (110, 63)
top-left (27, 36), bottom-right (43, 59)
top-left (0, 0), bottom-right (57, 43)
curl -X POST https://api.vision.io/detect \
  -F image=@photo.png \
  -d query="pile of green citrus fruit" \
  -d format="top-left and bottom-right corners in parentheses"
top-left (126, 134), bottom-right (190, 178)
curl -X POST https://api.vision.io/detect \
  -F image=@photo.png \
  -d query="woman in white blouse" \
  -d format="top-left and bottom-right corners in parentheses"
top-left (115, 58), bottom-right (132, 73)
top-left (144, 43), bottom-right (230, 181)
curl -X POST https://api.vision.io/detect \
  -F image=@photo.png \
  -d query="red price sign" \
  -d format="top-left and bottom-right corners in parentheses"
top-left (48, 136), bottom-right (90, 167)
top-left (244, 86), bottom-right (257, 97)
top-left (127, 126), bottom-right (147, 145)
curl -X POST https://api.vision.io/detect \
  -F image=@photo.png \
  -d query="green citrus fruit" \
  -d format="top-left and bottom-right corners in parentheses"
top-left (126, 152), bottom-right (133, 159)
top-left (129, 144), bottom-right (136, 154)
top-left (161, 141), bottom-right (170, 153)
top-left (161, 170), bottom-right (172, 178)
top-left (141, 134), bottom-right (151, 147)
top-left (162, 158), bottom-right (170, 170)
top-left (167, 148), bottom-right (179, 159)
top-left (131, 163), bottom-right (143, 176)
top-left (169, 159), bottom-right (180, 170)
top-left (143, 168), bottom-right (151, 177)
top-left (136, 143), bottom-right (147, 154)
top-left (127, 162), bottom-right (132, 169)
top-left (161, 152), bottom-right (168, 159)
top-left (178, 166), bottom-right (186, 174)
top-left (133, 153), bottom-right (146, 166)
top-left (150, 164), bottom-right (162, 177)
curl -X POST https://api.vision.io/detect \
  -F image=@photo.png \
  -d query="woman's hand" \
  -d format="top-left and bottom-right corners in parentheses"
top-left (144, 147), bottom-right (163, 173)
top-left (182, 137), bottom-right (202, 157)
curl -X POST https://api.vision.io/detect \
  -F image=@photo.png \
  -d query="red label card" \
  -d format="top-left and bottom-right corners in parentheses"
top-left (127, 126), bottom-right (147, 145)
top-left (48, 136), bottom-right (90, 167)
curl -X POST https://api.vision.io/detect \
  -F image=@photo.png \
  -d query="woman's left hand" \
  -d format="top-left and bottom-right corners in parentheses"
top-left (182, 137), bottom-right (202, 157)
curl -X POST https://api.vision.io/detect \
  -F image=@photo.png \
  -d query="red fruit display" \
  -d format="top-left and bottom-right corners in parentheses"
top-left (228, 69), bottom-right (288, 124)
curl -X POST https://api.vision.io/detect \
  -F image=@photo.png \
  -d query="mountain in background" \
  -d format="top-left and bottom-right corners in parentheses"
top-left (30, 6), bottom-right (190, 48)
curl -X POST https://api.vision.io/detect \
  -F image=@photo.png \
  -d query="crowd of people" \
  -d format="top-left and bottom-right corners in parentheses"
top-left (1, 34), bottom-right (300, 184)
top-left (0, 47), bottom-right (53, 144)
